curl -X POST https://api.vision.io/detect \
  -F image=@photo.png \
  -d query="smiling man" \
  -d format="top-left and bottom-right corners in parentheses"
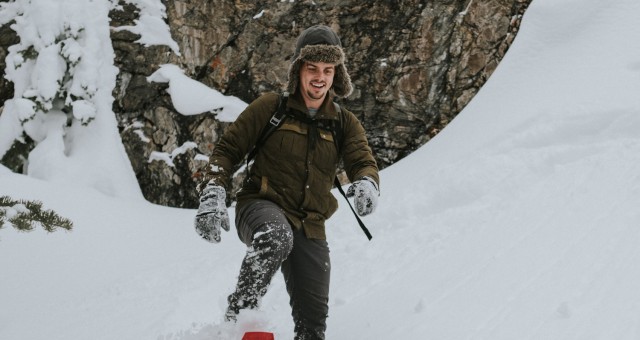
top-left (299, 61), bottom-right (334, 106)
top-left (195, 25), bottom-right (380, 339)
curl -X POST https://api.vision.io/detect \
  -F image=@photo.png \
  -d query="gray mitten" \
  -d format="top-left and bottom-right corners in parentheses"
top-left (346, 177), bottom-right (379, 216)
top-left (195, 185), bottom-right (230, 243)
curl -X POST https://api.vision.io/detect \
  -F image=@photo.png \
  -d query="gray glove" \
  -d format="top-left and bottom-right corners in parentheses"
top-left (346, 177), bottom-right (379, 216)
top-left (195, 185), bottom-right (230, 243)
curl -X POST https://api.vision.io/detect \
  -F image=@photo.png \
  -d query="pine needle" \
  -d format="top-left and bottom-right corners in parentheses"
top-left (0, 196), bottom-right (73, 233)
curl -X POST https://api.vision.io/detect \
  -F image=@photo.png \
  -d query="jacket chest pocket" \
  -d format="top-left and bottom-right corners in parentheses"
top-left (270, 122), bottom-right (338, 171)
top-left (273, 122), bottom-right (308, 161)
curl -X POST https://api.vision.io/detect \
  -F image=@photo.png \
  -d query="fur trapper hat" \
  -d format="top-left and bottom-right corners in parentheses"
top-left (287, 25), bottom-right (353, 98)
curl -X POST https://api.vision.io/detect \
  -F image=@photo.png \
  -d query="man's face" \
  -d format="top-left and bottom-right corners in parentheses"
top-left (299, 61), bottom-right (335, 109)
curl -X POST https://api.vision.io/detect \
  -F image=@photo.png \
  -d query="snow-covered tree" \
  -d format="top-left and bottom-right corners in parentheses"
top-left (0, 0), bottom-right (178, 199)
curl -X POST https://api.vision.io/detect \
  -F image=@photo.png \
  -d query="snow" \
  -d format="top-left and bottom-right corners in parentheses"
top-left (1, 202), bottom-right (28, 224)
top-left (2, 0), bottom-right (640, 339)
top-left (115, 14), bottom-right (181, 55)
top-left (147, 64), bottom-right (248, 121)
top-left (253, 10), bottom-right (265, 20)
top-left (0, 0), bottom-right (143, 199)
top-left (113, 0), bottom-right (180, 55)
top-left (149, 141), bottom-right (198, 167)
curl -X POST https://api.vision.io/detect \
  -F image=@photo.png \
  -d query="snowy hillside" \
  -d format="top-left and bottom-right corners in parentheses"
top-left (2, 0), bottom-right (640, 339)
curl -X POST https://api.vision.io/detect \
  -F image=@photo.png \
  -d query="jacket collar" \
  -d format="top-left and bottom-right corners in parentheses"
top-left (286, 91), bottom-right (340, 121)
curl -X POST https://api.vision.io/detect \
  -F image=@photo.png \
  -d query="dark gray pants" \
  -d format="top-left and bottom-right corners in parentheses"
top-left (228, 199), bottom-right (330, 340)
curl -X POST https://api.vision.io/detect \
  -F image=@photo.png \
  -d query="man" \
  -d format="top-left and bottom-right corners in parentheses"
top-left (194, 25), bottom-right (380, 339)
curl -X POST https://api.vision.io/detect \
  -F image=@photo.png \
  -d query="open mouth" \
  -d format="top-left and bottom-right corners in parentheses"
top-left (311, 82), bottom-right (325, 89)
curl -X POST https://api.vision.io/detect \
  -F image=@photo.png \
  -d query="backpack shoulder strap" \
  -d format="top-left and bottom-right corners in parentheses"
top-left (330, 102), bottom-right (344, 155)
top-left (247, 93), bottom-right (289, 163)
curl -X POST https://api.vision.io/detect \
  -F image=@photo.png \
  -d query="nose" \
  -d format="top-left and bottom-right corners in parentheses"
top-left (315, 72), bottom-right (328, 82)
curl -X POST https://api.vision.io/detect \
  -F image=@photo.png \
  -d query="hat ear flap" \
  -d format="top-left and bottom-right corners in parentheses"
top-left (287, 59), bottom-right (302, 95)
top-left (332, 63), bottom-right (353, 98)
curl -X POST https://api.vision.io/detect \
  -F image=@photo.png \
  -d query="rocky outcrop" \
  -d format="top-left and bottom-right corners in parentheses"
top-left (1, 0), bottom-right (532, 208)
top-left (0, 21), bottom-right (16, 105)
top-left (0, 19), bottom-right (25, 173)
top-left (113, 0), bottom-right (531, 208)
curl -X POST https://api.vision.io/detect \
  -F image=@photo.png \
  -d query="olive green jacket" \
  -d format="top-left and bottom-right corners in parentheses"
top-left (200, 91), bottom-right (379, 239)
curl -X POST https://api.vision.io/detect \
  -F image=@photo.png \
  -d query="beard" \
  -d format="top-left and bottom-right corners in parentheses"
top-left (306, 89), bottom-right (326, 100)
top-left (305, 81), bottom-right (329, 100)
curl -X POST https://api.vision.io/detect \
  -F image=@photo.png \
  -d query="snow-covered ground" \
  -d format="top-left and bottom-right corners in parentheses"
top-left (2, 0), bottom-right (640, 339)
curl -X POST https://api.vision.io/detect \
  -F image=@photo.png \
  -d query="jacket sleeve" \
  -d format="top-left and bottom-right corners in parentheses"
top-left (341, 109), bottom-right (380, 188)
top-left (197, 93), bottom-right (279, 193)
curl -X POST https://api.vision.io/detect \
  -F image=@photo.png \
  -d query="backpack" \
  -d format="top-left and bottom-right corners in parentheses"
top-left (247, 93), bottom-right (372, 240)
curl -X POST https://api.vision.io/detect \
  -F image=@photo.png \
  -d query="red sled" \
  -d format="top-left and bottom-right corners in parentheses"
top-left (242, 331), bottom-right (274, 340)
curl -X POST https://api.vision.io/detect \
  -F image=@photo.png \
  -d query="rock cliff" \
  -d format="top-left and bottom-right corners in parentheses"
top-left (1, 0), bottom-right (532, 207)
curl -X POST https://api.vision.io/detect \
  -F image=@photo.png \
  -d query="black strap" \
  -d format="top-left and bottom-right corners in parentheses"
top-left (330, 102), bottom-right (344, 155)
top-left (334, 177), bottom-right (373, 240)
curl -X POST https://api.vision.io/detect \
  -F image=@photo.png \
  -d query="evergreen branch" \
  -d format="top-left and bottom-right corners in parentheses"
top-left (0, 196), bottom-right (73, 233)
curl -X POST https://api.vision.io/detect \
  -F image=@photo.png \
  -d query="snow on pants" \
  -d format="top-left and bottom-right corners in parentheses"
top-left (229, 199), bottom-right (331, 340)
